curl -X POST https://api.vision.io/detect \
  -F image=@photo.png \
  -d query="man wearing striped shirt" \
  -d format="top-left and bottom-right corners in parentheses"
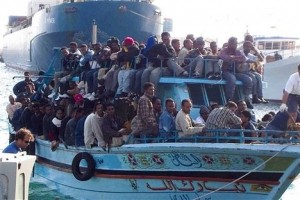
top-left (205, 101), bottom-right (242, 141)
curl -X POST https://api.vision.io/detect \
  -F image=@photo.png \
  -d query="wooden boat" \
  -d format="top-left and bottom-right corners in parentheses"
top-left (32, 70), bottom-right (300, 199)
top-left (34, 131), bottom-right (300, 200)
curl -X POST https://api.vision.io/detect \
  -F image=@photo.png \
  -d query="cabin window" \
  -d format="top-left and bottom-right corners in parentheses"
top-left (282, 41), bottom-right (293, 49)
top-left (258, 41), bottom-right (265, 50)
top-left (273, 42), bottom-right (280, 50)
top-left (265, 42), bottom-right (272, 50)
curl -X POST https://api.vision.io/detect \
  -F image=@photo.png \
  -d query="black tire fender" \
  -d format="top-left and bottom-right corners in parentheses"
top-left (71, 152), bottom-right (95, 181)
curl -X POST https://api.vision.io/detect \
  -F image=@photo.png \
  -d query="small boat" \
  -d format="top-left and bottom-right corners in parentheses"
top-left (32, 72), bottom-right (300, 199)
top-left (0, 152), bottom-right (36, 200)
top-left (255, 36), bottom-right (300, 101)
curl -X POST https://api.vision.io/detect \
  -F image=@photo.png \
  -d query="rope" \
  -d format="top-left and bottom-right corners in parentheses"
top-left (192, 144), bottom-right (293, 200)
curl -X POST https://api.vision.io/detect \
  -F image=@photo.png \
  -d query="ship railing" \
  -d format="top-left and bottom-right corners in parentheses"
top-left (126, 129), bottom-right (300, 144)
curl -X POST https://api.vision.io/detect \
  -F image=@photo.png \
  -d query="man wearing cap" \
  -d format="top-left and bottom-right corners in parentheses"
top-left (115, 36), bottom-right (139, 97)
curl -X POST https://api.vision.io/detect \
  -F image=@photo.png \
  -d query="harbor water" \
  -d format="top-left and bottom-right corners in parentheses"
top-left (0, 63), bottom-right (299, 199)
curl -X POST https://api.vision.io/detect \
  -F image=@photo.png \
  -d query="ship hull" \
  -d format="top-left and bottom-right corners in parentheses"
top-left (2, 1), bottom-right (162, 72)
top-left (33, 139), bottom-right (300, 200)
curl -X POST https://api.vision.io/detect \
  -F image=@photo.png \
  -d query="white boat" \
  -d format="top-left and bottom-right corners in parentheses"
top-left (0, 152), bottom-right (36, 200)
top-left (254, 36), bottom-right (300, 101)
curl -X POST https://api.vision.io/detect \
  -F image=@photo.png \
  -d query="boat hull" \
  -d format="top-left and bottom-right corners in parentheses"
top-left (2, 1), bottom-right (162, 72)
top-left (34, 139), bottom-right (300, 200)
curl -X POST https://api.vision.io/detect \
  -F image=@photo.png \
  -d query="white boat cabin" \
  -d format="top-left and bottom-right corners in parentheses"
top-left (253, 36), bottom-right (300, 62)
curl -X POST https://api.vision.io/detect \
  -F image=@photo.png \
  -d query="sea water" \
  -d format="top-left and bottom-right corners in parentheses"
top-left (0, 63), bottom-right (298, 199)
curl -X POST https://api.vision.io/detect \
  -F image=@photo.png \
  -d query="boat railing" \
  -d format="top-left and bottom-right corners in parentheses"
top-left (126, 129), bottom-right (300, 144)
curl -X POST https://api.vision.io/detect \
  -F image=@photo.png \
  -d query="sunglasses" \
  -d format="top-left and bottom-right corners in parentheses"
top-left (24, 140), bottom-right (30, 144)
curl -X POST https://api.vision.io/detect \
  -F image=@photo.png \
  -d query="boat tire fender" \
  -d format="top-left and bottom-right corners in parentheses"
top-left (72, 152), bottom-right (95, 181)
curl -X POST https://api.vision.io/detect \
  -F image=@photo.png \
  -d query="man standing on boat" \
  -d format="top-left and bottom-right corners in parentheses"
top-left (280, 64), bottom-right (300, 123)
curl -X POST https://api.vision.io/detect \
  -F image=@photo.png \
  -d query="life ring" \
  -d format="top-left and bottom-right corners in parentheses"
top-left (71, 152), bottom-right (95, 181)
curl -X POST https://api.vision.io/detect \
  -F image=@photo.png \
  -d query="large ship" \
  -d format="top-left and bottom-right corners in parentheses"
top-left (1, 0), bottom-right (163, 72)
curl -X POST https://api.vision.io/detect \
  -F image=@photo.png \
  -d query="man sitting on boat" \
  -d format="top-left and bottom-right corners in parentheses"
top-left (240, 41), bottom-right (268, 104)
top-left (2, 128), bottom-right (33, 154)
top-left (183, 37), bottom-right (207, 77)
top-left (175, 99), bottom-right (205, 139)
top-left (264, 110), bottom-right (300, 139)
top-left (159, 98), bottom-right (176, 140)
top-left (218, 37), bottom-right (254, 109)
top-left (115, 37), bottom-right (140, 98)
top-left (131, 82), bottom-right (158, 139)
top-left (205, 101), bottom-right (242, 141)
top-left (13, 71), bottom-right (36, 96)
top-left (102, 103), bottom-right (130, 147)
top-left (49, 45), bottom-right (82, 99)
top-left (84, 102), bottom-right (105, 148)
top-left (177, 38), bottom-right (193, 66)
top-left (141, 32), bottom-right (188, 95)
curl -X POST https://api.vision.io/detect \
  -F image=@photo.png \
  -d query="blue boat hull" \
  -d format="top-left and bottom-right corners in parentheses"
top-left (2, 1), bottom-right (162, 72)
top-left (33, 139), bottom-right (300, 200)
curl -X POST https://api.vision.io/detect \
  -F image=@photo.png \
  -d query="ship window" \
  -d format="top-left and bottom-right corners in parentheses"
top-left (282, 41), bottom-right (289, 50)
top-left (290, 41), bottom-right (295, 49)
top-left (265, 42), bottom-right (272, 50)
top-left (272, 42), bottom-right (280, 50)
top-left (258, 41), bottom-right (265, 50)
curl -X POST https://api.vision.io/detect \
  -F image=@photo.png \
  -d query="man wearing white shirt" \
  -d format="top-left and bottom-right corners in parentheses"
top-left (280, 64), bottom-right (300, 123)
top-left (175, 99), bottom-right (205, 138)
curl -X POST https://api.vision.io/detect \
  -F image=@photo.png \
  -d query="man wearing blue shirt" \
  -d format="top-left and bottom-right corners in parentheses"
top-left (159, 98), bottom-right (176, 140)
top-left (2, 128), bottom-right (33, 153)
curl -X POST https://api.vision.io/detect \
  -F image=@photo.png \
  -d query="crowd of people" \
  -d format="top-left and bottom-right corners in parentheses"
top-left (3, 31), bottom-right (300, 153)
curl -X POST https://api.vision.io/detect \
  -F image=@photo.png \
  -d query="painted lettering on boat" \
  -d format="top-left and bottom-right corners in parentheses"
top-left (146, 179), bottom-right (246, 193)
top-left (169, 153), bottom-right (202, 168)
top-left (123, 153), bottom-right (266, 170)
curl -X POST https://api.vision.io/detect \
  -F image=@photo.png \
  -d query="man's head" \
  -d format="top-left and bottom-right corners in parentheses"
top-left (237, 100), bottom-right (247, 112)
top-left (171, 39), bottom-right (180, 51)
top-left (143, 82), bottom-right (155, 97)
top-left (161, 32), bottom-right (171, 45)
top-left (69, 42), bottom-right (78, 53)
top-left (105, 103), bottom-right (115, 116)
top-left (165, 98), bottom-right (175, 114)
top-left (94, 101), bottom-right (104, 116)
top-left (24, 71), bottom-right (30, 81)
top-left (15, 128), bottom-right (34, 149)
top-left (181, 99), bottom-right (192, 114)
top-left (152, 97), bottom-right (162, 113)
top-left (226, 101), bottom-right (238, 113)
top-left (183, 39), bottom-right (193, 50)
top-left (227, 37), bottom-right (238, 50)
top-left (199, 105), bottom-right (210, 121)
